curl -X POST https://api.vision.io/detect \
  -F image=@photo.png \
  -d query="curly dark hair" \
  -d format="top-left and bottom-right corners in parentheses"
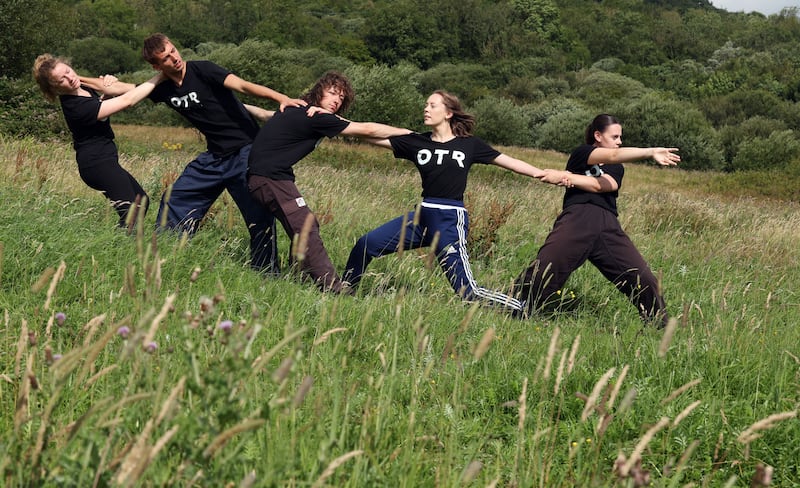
top-left (301, 71), bottom-right (354, 114)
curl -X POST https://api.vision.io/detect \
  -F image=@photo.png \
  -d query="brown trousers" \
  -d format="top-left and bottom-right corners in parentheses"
top-left (248, 175), bottom-right (346, 293)
top-left (515, 203), bottom-right (667, 326)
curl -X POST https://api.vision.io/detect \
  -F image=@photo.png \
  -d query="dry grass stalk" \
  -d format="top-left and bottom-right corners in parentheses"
top-left (396, 213), bottom-right (408, 259)
top-left (458, 302), bottom-right (480, 334)
top-left (314, 327), bottom-right (348, 346)
top-left (425, 231), bottom-right (441, 270)
top-left (14, 319), bottom-right (28, 379)
top-left (543, 326), bottom-right (560, 380)
top-left (553, 349), bottom-right (568, 395)
top-left (567, 334), bottom-right (580, 374)
top-left (460, 460), bottom-right (483, 483)
top-left (581, 367), bottom-right (616, 421)
top-left (606, 364), bottom-right (629, 411)
top-left (250, 327), bottom-right (307, 375)
top-left (292, 376), bottom-right (314, 409)
top-left (44, 261), bottom-right (67, 311)
top-left (518, 377), bottom-right (528, 431)
top-left (156, 377), bottom-right (186, 425)
top-left (311, 450), bottom-right (364, 488)
top-left (31, 266), bottom-right (55, 293)
top-left (77, 322), bottom-right (117, 384)
top-left (81, 314), bottom-right (107, 347)
top-left (672, 400), bottom-right (702, 427)
top-left (115, 419), bottom-right (155, 486)
top-left (619, 416), bottom-right (670, 477)
top-left (737, 410), bottom-right (798, 444)
top-left (294, 212), bottom-right (315, 262)
top-left (146, 425), bottom-right (179, 465)
top-left (661, 378), bottom-right (702, 405)
top-left (203, 419), bottom-right (267, 459)
top-left (142, 293), bottom-right (176, 348)
top-left (658, 317), bottom-right (679, 357)
top-left (473, 327), bottom-right (495, 361)
top-left (272, 357), bottom-right (293, 384)
top-left (14, 351), bottom-right (35, 432)
top-left (84, 365), bottom-right (119, 388)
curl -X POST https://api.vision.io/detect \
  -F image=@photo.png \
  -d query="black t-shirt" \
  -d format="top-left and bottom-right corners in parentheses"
top-left (247, 107), bottom-right (350, 180)
top-left (148, 60), bottom-right (258, 156)
top-left (389, 132), bottom-right (499, 201)
top-left (562, 144), bottom-right (624, 215)
top-left (60, 86), bottom-right (117, 168)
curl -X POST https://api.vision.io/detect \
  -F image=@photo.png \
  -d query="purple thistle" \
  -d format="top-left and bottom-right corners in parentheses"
top-left (55, 312), bottom-right (66, 326)
top-left (218, 320), bottom-right (233, 333)
top-left (145, 342), bottom-right (158, 353)
top-left (117, 326), bottom-right (131, 339)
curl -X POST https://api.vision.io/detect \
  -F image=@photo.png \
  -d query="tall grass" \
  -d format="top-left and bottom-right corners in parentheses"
top-left (1, 127), bottom-right (798, 486)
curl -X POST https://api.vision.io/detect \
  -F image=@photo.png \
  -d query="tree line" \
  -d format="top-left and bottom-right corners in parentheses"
top-left (1, 0), bottom-right (799, 172)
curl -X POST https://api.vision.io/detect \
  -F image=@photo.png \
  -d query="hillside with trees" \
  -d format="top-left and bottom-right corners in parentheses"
top-left (2, 0), bottom-right (799, 174)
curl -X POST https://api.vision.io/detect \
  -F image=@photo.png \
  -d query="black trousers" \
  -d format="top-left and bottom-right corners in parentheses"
top-left (515, 203), bottom-right (667, 326)
top-left (78, 160), bottom-right (148, 227)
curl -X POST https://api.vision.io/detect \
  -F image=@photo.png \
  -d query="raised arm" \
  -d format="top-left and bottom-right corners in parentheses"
top-left (79, 75), bottom-right (136, 97)
top-left (95, 72), bottom-right (164, 120)
top-left (492, 153), bottom-right (545, 179)
top-left (223, 74), bottom-right (306, 111)
top-left (588, 147), bottom-right (680, 166)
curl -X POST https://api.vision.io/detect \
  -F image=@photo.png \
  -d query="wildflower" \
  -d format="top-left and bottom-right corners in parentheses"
top-left (55, 312), bottom-right (66, 326)
top-left (53, 354), bottom-right (62, 361)
top-left (219, 320), bottom-right (233, 333)
top-left (145, 342), bottom-right (158, 353)
top-left (117, 326), bottom-right (130, 339)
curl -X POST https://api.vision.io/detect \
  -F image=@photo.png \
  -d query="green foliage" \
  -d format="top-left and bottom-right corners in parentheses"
top-left (344, 64), bottom-right (425, 131)
top-left (412, 63), bottom-right (498, 106)
top-left (66, 37), bottom-right (145, 75)
top-left (75, 0), bottom-right (143, 46)
top-left (730, 130), bottom-right (800, 172)
top-left (717, 116), bottom-right (789, 164)
top-left (471, 96), bottom-right (531, 147)
top-left (575, 69), bottom-right (650, 108)
top-left (0, 78), bottom-right (68, 140)
top-left (532, 107), bottom-right (594, 153)
top-left (614, 92), bottom-right (725, 170)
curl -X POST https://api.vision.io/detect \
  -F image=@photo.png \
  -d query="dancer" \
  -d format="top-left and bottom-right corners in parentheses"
top-left (142, 33), bottom-right (305, 272)
top-left (515, 114), bottom-right (680, 326)
top-left (33, 54), bottom-right (163, 227)
top-left (247, 71), bottom-right (412, 293)
top-left (343, 90), bottom-right (562, 313)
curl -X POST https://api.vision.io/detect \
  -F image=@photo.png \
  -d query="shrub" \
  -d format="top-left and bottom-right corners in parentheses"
top-left (0, 77), bottom-right (67, 140)
top-left (412, 63), bottom-right (499, 106)
top-left (344, 63), bottom-right (425, 131)
top-left (503, 75), bottom-right (570, 104)
top-left (471, 95), bottom-right (531, 147)
top-left (575, 70), bottom-right (649, 108)
top-left (66, 37), bottom-right (145, 75)
top-left (730, 130), bottom-right (800, 172)
top-left (526, 96), bottom-right (589, 147)
top-left (533, 107), bottom-right (594, 153)
top-left (613, 93), bottom-right (725, 171)
top-left (717, 116), bottom-right (788, 167)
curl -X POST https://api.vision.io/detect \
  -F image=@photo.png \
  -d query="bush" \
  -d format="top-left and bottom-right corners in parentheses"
top-left (344, 64), bottom-right (425, 131)
top-left (503, 76), bottom-right (570, 104)
top-left (613, 92), bottom-right (725, 171)
top-left (730, 130), bottom-right (800, 172)
top-left (412, 63), bottom-right (499, 106)
top-left (66, 37), bottom-right (145, 75)
top-left (718, 116), bottom-right (788, 166)
top-left (575, 70), bottom-right (649, 108)
top-left (471, 95), bottom-right (531, 147)
top-left (533, 107), bottom-right (594, 153)
top-left (0, 77), bottom-right (67, 140)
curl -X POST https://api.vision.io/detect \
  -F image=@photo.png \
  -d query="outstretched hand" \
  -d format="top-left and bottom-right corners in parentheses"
top-left (279, 97), bottom-right (308, 112)
top-left (653, 147), bottom-right (680, 166)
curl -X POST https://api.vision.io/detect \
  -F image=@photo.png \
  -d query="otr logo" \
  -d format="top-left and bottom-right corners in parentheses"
top-left (170, 92), bottom-right (200, 108)
top-left (416, 149), bottom-right (467, 168)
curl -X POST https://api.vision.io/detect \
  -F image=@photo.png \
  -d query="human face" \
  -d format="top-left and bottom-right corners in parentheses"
top-left (150, 41), bottom-right (184, 75)
top-left (319, 86), bottom-right (345, 113)
top-left (49, 62), bottom-right (80, 94)
top-left (423, 94), bottom-right (451, 128)
top-left (594, 124), bottom-right (622, 149)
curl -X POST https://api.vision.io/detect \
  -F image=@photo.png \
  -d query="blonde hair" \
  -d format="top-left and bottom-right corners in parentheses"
top-left (32, 53), bottom-right (65, 102)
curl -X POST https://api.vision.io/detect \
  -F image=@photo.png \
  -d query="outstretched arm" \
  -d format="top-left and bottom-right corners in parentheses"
top-left (339, 121), bottom-right (412, 139)
top-left (95, 72), bottom-right (164, 120)
top-left (223, 74), bottom-right (306, 111)
top-left (539, 169), bottom-right (618, 193)
top-left (588, 147), bottom-right (680, 166)
top-left (244, 104), bottom-right (275, 123)
top-left (492, 153), bottom-right (545, 179)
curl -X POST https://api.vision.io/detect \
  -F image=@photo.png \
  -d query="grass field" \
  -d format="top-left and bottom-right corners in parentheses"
top-left (1, 126), bottom-right (799, 487)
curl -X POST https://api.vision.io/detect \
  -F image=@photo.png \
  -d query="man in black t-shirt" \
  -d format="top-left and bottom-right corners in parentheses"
top-left (248, 71), bottom-right (411, 293)
top-left (142, 33), bottom-right (305, 273)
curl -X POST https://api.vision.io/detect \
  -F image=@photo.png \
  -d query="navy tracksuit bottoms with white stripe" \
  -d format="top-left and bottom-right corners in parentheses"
top-left (344, 198), bottom-right (523, 312)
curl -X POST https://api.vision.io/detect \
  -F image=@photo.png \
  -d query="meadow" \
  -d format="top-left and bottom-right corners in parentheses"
top-left (1, 126), bottom-right (798, 487)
